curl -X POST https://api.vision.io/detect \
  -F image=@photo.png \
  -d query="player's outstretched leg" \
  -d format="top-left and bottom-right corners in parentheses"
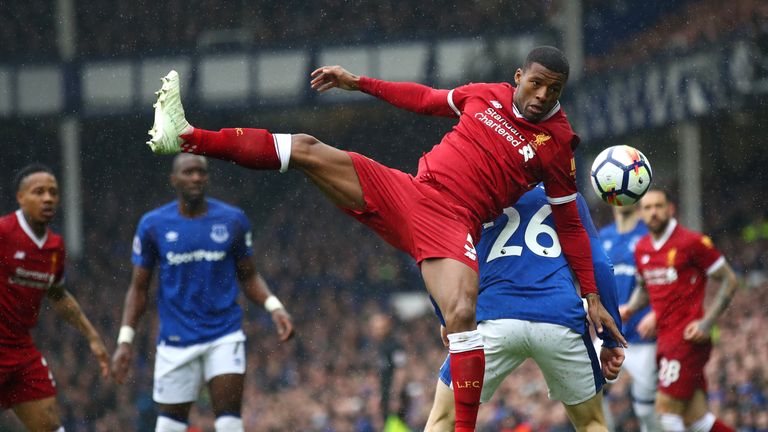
top-left (147, 70), bottom-right (365, 210)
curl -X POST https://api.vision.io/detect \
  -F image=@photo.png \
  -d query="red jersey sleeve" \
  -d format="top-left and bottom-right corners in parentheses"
top-left (358, 77), bottom-right (455, 117)
top-left (51, 244), bottom-right (66, 287)
top-left (542, 142), bottom-right (578, 206)
top-left (689, 234), bottom-right (725, 275)
top-left (550, 201), bottom-right (598, 296)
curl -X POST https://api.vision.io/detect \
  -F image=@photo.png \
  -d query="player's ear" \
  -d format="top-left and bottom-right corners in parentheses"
top-left (514, 68), bottom-right (523, 85)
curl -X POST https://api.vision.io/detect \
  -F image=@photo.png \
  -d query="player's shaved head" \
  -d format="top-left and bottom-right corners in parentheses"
top-left (524, 46), bottom-right (569, 79)
top-left (14, 164), bottom-right (56, 192)
top-left (172, 153), bottom-right (207, 173)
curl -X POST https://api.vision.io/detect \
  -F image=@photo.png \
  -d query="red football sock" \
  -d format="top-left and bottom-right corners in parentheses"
top-left (710, 419), bottom-right (735, 432)
top-left (450, 348), bottom-right (484, 432)
top-left (180, 128), bottom-right (283, 170)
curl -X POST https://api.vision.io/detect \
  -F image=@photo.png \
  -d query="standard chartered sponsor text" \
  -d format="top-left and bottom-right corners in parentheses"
top-left (166, 250), bottom-right (226, 265)
top-left (474, 107), bottom-right (526, 147)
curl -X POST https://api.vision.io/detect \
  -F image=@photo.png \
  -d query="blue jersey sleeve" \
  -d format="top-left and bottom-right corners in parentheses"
top-left (576, 194), bottom-right (623, 348)
top-left (232, 210), bottom-right (254, 261)
top-left (131, 215), bottom-right (158, 268)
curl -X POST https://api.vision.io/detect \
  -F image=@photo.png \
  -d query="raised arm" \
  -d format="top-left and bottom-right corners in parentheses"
top-left (47, 284), bottom-right (110, 379)
top-left (110, 265), bottom-right (152, 384)
top-left (236, 257), bottom-right (294, 342)
top-left (310, 65), bottom-right (456, 116)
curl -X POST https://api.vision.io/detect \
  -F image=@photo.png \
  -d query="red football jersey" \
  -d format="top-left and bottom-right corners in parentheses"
top-left (634, 219), bottom-right (724, 346)
top-left (358, 78), bottom-right (598, 295)
top-left (0, 211), bottom-right (66, 350)
top-left (360, 79), bottom-right (579, 225)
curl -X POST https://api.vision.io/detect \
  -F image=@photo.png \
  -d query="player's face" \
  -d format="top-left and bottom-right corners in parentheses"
top-left (513, 62), bottom-right (567, 122)
top-left (171, 156), bottom-right (209, 202)
top-left (16, 172), bottom-right (59, 224)
top-left (640, 191), bottom-right (673, 235)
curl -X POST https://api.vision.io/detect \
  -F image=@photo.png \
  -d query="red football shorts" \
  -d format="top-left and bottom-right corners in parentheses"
top-left (656, 340), bottom-right (711, 400)
top-left (0, 346), bottom-right (57, 408)
top-left (343, 152), bottom-right (480, 272)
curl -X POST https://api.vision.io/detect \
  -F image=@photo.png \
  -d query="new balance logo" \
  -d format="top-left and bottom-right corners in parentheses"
top-left (490, 100), bottom-right (502, 109)
top-left (14, 251), bottom-right (25, 260)
top-left (463, 234), bottom-right (477, 261)
top-left (519, 144), bottom-right (535, 162)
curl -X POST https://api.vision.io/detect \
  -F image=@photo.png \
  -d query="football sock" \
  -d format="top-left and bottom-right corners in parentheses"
top-left (448, 330), bottom-right (484, 432)
top-left (658, 413), bottom-right (685, 432)
top-left (687, 413), bottom-right (715, 432)
top-left (156, 415), bottom-right (188, 432)
top-left (709, 419), bottom-right (735, 432)
top-left (633, 400), bottom-right (659, 432)
top-left (180, 128), bottom-right (292, 172)
top-left (215, 414), bottom-right (244, 432)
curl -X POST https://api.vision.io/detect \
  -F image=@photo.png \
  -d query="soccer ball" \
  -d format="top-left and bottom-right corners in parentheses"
top-left (590, 145), bottom-right (653, 206)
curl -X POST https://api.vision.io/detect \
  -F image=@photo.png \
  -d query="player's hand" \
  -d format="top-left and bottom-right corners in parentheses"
top-left (310, 66), bottom-right (360, 92)
top-left (636, 310), bottom-right (657, 339)
top-left (440, 325), bottom-right (449, 348)
top-left (271, 309), bottom-right (294, 342)
top-left (111, 343), bottom-right (134, 385)
top-left (683, 319), bottom-right (710, 344)
top-left (600, 347), bottom-right (625, 381)
top-left (618, 304), bottom-right (633, 322)
top-left (89, 337), bottom-right (111, 379)
top-left (586, 294), bottom-right (628, 348)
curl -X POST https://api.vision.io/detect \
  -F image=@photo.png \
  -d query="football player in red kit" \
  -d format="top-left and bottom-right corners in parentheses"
top-left (621, 189), bottom-right (738, 432)
top-left (146, 46), bottom-right (625, 431)
top-left (0, 165), bottom-right (110, 431)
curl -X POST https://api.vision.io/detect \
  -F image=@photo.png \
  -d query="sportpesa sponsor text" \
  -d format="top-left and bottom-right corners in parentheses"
top-left (166, 250), bottom-right (227, 265)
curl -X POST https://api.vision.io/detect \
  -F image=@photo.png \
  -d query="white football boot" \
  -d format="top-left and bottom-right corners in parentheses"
top-left (147, 70), bottom-right (191, 154)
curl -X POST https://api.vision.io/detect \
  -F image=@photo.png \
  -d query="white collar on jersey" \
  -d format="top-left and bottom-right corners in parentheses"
top-left (651, 218), bottom-right (678, 251)
top-left (512, 100), bottom-right (561, 122)
top-left (15, 209), bottom-right (48, 249)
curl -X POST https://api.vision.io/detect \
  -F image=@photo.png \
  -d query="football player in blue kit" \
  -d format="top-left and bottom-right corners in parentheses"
top-left (425, 185), bottom-right (624, 432)
top-left (111, 154), bottom-right (294, 432)
top-left (601, 204), bottom-right (659, 432)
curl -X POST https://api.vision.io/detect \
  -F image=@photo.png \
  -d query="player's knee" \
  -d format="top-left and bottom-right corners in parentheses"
top-left (443, 303), bottom-right (475, 331)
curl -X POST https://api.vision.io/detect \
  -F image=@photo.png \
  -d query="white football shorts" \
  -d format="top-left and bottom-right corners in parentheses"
top-left (479, 319), bottom-right (603, 406)
top-left (623, 342), bottom-right (658, 404)
top-left (153, 330), bottom-right (246, 404)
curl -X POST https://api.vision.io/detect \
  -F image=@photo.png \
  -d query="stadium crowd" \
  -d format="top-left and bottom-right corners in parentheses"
top-left (2, 108), bottom-right (768, 431)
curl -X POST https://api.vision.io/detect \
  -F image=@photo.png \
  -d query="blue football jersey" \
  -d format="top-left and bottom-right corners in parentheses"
top-left (473, 185), bottom-right (621, 344)
top-left (132, 198), bottom-right (253, 346)
top-left (599, 220), bottom-right (653, 344)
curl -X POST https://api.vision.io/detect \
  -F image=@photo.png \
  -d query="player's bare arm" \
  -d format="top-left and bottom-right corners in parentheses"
top-left (684, 261), bottom-right (738, 344)
top-left (236, 257), bottom-right (294, 341)
top-left (619, 279), bottom-right (650, 322)
top-left (310, 66), bottom-right (361, 92)
top-left (111, 265), bottom-right (153, 384)
top-left (47, 284), bottom-right (110, 378)
top-left (635, 309), bottom-right (657, 339)
top-left (585, 293), bottom-right (627, 347)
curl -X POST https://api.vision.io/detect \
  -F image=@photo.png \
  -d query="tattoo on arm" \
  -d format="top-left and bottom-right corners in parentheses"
top-left (700, 264), bottom-right (738, 330)
top-left (626, 281), bottom-right (650, 313)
